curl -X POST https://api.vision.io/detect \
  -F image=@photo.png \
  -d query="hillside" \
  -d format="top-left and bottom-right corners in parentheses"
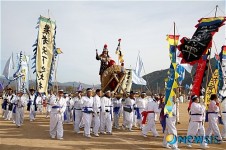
top-left (0, 77), bottom-right (99, 92)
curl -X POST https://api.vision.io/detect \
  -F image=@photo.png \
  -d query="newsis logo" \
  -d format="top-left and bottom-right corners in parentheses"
top-left (166, 134), bottom-right (221, 144)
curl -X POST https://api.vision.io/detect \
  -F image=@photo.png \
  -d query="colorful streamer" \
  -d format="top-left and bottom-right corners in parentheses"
top-left (164, 35), bottom-right (180, 117)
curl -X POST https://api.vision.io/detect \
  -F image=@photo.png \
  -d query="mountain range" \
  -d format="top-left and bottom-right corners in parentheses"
top-left (0, 57), bottom-right (217, 93)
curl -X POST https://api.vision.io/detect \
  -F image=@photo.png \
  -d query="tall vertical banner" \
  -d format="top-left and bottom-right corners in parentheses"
top-left (204, 69), bottom-right (219, 105)
top-left (32, 16), bottom-right (56, 94)
top-left (164, 35), bottom-right (179, 116)
top-left (178, 17), bottom-right (226, 65)
top-left (177, 17), bottom-right (226, 109)
top-left (221, 46), bottom-right (226, 89)
top-left (17, 52), bottom-right (29, 93)
top-left (219, 46), bottom-right (226, 97)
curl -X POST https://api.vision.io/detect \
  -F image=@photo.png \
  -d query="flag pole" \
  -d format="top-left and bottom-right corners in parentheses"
top-left (54, 55), bottom-right (59, 92)
top-left (214, 5), bottom-right (218, 18)
top-left (174, 22), bottom-right (179, 125)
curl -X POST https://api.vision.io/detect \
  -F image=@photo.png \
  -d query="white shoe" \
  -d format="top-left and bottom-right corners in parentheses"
top-left (57, 137), bottom-right (63, 140)
top-left (142, 133), bottom-right (147, 138)
top-left (94, 133), bottom-right (99, 137)
top-left (187, 144), bottom-right (192, 148)
top-left (218, 140), bottom-right (223, 144)
top-left (200, 145), bottom-right (209, 149)
top-left (76, 131), bottom-right (80, 134)
top-left (85, 134), bottom-right (91, 138)
top-left (129, 128), bottom-right (133, 132)
top-left (30, 119), bottom-right (33, 122)
top-left (100, 132), bottom-right (106, 134)
top-left (171, 147), bottom-right (180, 150)
top-left (122, 124), bottom-right (125, 130)
top-left (51, 136), bottom-right (55, 139)
top-left (106, 132), bottom-right (112, 135)
top-left (162, 144), bottom-right (171, 149)
top-left (12, 121), bottom-right (15, 124)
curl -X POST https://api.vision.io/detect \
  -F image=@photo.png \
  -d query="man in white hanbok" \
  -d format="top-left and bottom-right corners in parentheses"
top-left (3, 88), bottom-right (16, 121)
top-left (122, 91), bottom-right (135, 131)
top-left (93, 89), bottom-right (102, 137)
top-left (162, 97), bottom-right (180, 150)
top-left (49, 89), bottom-right (66, 140)
top-left (113, 94), bottom-right (122, 129)
top-left (27, 88), bottom-right (37, 122)
top-left (206, 94), bottom-right (222, 142)
top-left (81, 88), bottom-right (94, 138)
top-left (135, 92), bottom-right (147, 129)
top-left (186, 95), bottom-right (208, 149)
top-left (100, 90), bottom-right (113, 134)
top-left (142, 96), bottom-right (161, 137)
top-left (15, 91), bottom-right (26, 127)
top-left (73, 91), bottom-right (83, 133)
top-left (46, 90), bottom-right (55, 118)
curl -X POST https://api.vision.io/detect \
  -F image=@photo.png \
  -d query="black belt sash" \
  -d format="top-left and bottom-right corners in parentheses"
top-left (208, 112), bottom-right (218, 114)
top-left (190, 114), bottom-right (202, 115)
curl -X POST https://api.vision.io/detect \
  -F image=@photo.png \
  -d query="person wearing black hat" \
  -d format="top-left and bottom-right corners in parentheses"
top-left (15, 91), bottom-right (26, 128)
top-left (73, 91), bottom-right (83, 134)
top-left (49, 89), bottom-right (66, 140)
top-left (122, 91), bottom-right (136, 131)
top-left (206, 94), bottom-right (222, 143)
top-left (186, 95), bottom-right (208, 149)
top-left (81, 88), bottom-right (94, 138)
top-left (100, 90), bottom-right (113, 135)
top-left (134, 92), bottom-right (147, 129)
top-left (93, 89), bottom-right (102, 137)
top-left (3, 87), bottom-right (16, 121)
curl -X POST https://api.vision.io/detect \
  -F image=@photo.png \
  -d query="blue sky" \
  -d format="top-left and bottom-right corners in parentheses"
top-left (1, 0), bottom-right (225, 85)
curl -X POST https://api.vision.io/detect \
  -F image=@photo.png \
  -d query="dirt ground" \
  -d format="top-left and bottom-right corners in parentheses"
top-left (0, 101), bottom-right (225, 150)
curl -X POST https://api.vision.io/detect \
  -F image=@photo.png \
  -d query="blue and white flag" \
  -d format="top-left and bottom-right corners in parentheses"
top-left (0, 83), bottom-right (4, 92)
top-left (177, 65), bottom-right (185, 85)
top-left (77, 83), bottom-right (83, 91)
top-left (135, 55), bottom-right (143, 77)
top-left (16, 52), bottom-right (29, 93)
top-left (132, 54), bottom-right (146, 85)
top-left (185, 84), bottom-right (190, 89)
top-left (2, 55), bottom-right (13, 80)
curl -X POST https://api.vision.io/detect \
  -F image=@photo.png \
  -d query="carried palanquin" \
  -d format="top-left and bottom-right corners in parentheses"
top-left (96, 39), bottom-right (133, 93)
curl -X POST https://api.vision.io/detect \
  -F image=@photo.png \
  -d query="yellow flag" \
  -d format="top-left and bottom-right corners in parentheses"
top-left (56, 48), bottom-right (63, 54)
top-left (204, 69), bottom-right (219, 106)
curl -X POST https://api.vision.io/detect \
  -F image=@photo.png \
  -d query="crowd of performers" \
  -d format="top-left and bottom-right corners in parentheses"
top-left (1, 87), bottom-right (226, 150)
